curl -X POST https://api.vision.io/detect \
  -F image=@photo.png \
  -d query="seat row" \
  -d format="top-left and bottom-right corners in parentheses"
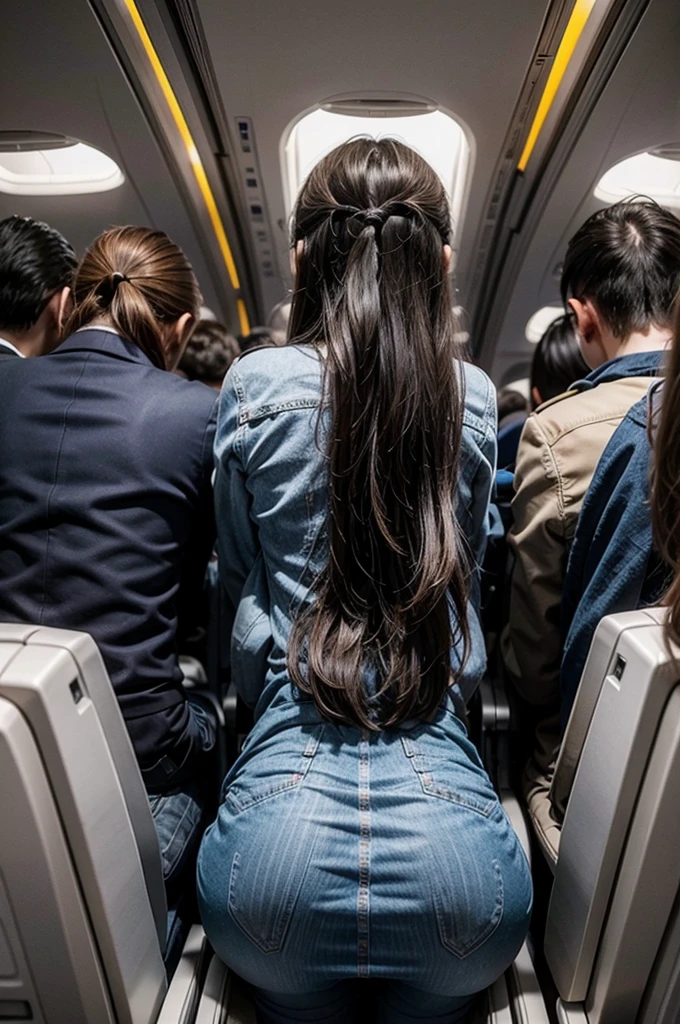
top-left (1, 606), bottom-right (678, 1023)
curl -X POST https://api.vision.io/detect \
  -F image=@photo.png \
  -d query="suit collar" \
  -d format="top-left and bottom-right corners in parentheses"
top-left (55, 328), bottom-right (154, 366)
top-left (0, 337), bottom-right (24, 358)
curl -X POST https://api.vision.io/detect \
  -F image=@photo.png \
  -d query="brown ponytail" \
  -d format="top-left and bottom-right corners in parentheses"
top-left (63, 226), bottom-right (201, 369)
top-left (651, 295), bottom-right (680, 646)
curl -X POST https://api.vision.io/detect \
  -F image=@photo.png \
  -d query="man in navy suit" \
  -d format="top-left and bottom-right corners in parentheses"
top-left (0, 215), bottom-right (76, 360)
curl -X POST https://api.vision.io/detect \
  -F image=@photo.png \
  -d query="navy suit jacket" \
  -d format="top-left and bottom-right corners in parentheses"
top-left (0, 328), bottom-right (218, 778)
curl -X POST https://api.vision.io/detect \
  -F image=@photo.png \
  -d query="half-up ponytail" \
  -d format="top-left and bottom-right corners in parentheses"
top-left (64, 226), bottom-right (201, 369)
top-left (287, 138), bottom-right (470, 731)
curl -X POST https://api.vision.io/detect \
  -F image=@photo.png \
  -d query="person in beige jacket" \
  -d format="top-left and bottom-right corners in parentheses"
top-left (504, 199), bottom-right (680, 830)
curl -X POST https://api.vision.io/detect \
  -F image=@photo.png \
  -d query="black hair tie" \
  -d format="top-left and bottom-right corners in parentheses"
top-left (96, 271), bottom-right (130, 305)
top-left (362, 208), bottom-right (389, 230)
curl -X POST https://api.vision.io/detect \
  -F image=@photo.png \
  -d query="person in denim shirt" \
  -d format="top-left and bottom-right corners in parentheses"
top-left (198, 140), bottom-right (531, 1024)
top-left (561, 383), bottom-right (669, 729)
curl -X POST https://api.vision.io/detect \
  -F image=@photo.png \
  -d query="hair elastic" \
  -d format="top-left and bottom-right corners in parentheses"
top-left (96, 271), bottom-right (130, 304)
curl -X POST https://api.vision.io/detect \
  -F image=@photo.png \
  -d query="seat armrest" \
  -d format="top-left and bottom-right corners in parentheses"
top-left (506, 942), bottom-right (550, 1023)
top-left (556, 1002), bottom-right (588, 1024)
top-left (195, 955), bottom-right (230, 1024)
top-left (480, 678), bottom-right (511, 731)
top-left (501, 791), bottom-right (532, 867)
top-left (157, 925), bottom-right (212, 1024)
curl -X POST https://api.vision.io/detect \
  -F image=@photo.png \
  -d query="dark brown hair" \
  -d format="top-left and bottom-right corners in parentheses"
top-left (561, 198), bottom-right (680, 339)
top-left (64, 226), bottom-right (201, 369)
top-left (651, 296), bottom-right (680, 647)
top-left (286, 138), bottom-right (470, 730)
top-left (179, 318), bottom-right (240, 384)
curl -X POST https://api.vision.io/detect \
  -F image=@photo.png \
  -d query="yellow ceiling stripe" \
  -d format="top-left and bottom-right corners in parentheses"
top-left (518, 0), bottom-right (597, 173)
top-left (123, 0), bottom-right (249, 332)
top-left (236, 298), bottom-right (250, 337)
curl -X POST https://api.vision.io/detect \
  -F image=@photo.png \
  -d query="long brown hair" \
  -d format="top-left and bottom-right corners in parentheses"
top-left (651, 296), bottom-right (680, 646)
top-left (286, 138), bottom-right (470, 730)
top-left (63, 226), bottom-right (201, 368)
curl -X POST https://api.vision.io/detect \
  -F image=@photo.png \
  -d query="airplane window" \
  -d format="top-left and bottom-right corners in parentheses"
top-left (282, 105), bottom-right (472, 238)
top-left (0, 138), bottom-right (124, 196)
top-left (595, 146), bottom-right (680, 209)
top-left (505, 377), bottom-right (530, 401)
top-left (525, 305), bottom-right (564, 343)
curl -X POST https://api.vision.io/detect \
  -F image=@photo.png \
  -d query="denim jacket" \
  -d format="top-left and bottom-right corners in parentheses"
top-left (214, 345), bottom-right (497, 727)
top-left (560, 382), bottom-right (669, 726)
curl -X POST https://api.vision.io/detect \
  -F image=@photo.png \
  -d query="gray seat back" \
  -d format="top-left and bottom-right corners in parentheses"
top-left (0, 626), bottom-right (167, 1024)
top-left (545, 608), bottom-right (680, 1019)
top-left (550, 608), bottom-right (668, 819)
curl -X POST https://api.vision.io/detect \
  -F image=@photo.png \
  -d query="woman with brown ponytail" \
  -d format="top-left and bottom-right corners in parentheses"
top-left (0, 226), bottom-right (218, 912)
top-left (198, 140), bottom-right (531, 1022)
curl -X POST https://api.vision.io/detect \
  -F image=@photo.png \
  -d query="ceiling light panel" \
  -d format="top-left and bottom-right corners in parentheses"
top-left (0, 142), bottom-right (124, 196)
top-left (282, 108), bottom-right (471, 234)
top-left (525, 305), bottom-right (564, 343)
top-left (595, 151), bottom-right (680, 208)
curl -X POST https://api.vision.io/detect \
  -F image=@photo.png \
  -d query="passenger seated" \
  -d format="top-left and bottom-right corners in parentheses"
top-left (504, 200), bottom-right (680, 827)
top-left (0, 226), bottom-right (218, 903)
top-left (197, 139), bottom-right (532, 1023)
top-left (496, 388), bottom-right (528, 470)
top-left (178, 317), bottom-right (240, 389)
top-left (498, 387), bottom-right (528, 426)
top-left (237, 324), bottom-right (286, 351)
top-left (0, 214), bottom-right (76, 359)
top-left (529, 313), bottom-right (588, 409)
top-left (560, 330), bottom-right (676, 727)
top-left (504, 200), bottom-right (680, 716)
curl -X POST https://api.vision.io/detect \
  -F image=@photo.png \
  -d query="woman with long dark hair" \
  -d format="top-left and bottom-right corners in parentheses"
top-left (198, 140), bottom-right (531, 1022)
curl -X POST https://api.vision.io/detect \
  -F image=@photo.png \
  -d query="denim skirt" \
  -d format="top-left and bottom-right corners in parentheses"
top-left (197, 699), bottom-right (532, 998)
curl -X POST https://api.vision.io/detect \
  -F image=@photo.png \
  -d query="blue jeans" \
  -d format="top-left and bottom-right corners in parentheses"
top-left (197, 706), bottom-right (532, 1022)
top-left (252, 981), bottom-right (479, 1022)
top-left (148, 702), bottom-right (216, 971)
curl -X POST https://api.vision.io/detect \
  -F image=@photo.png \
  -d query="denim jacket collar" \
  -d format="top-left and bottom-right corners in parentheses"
top-left (571, 349), bottom-right (664, 392)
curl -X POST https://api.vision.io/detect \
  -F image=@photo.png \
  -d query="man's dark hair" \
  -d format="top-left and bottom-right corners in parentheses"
top-left (238, 325), bottom-right (285, 352)
top-left (179, 319), bottom-right (239, 384)
top-left (0, 215), bottom-right (76, 332)
top-left (561, 198), bottom-right (680, 338)
top-left (497, 387), bottom-right (528, 422)
top-left (531, 314), bottom-right (589, 407)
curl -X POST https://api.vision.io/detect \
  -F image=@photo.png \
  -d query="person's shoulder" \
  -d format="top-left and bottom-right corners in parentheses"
top-left (460, 361), bottom-right (496, 435)
top-left (225, 344), bottom-right (323, 420)
top-left (231, 344), bottom-right (319, 378)
top-left (531, 377), bottom-right (644, 443)
top-left (154, 369), bottom-right (219, 427)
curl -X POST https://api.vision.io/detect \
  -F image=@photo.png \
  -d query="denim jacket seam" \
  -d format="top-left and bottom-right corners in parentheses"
top-left (483, 373), bottom-right (495, 423)
top-left (234, 419), bottom-right (247, 464)
top-left (239, 396), bottom-right (321, 424)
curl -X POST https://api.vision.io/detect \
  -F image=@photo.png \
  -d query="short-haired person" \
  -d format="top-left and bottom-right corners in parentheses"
top-left (504, 199), bottom-right (680, 815)
top-left (198, 139), bottom-right (531, 1023)
top-left (238, 325), bottom-right (286, 352)
top-left (0, 226), bottom-right (218, 925)
top-left (496, 387), bottom-right (528, 471)
top-left (0, 215), bottom-right (76, 359)
top-left (179, 318), bottom-right (240, 389)
top-left (548, 289), bottom-right (680, 820)
top-left (530, 313), bottom-right (589, 409)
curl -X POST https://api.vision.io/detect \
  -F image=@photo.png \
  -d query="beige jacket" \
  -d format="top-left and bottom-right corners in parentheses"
top-left (504, 375), bottom-right (656, 707)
